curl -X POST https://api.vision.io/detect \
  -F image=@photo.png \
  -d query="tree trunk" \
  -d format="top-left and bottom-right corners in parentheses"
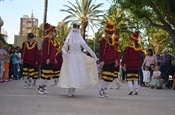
top-left (43, 0), bottom-right (48, 37)
top-left (167, 30), bottom-right (175, 55)
top-left (80, 21), bottom-right (85, 40)
top-left (81, 20), bottom-right (88, 41)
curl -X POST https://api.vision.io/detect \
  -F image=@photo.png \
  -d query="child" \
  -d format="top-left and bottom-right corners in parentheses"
top-left (142, 66), bottom-right (150, 87)
top-left (150, 65), bottom-right (163, 89)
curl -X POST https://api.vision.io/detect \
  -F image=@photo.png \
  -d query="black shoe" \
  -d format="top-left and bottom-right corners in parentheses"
top-left (135, 92), bottom-right (138, 95)
top-left (128, 91), bottom-right (133, 95)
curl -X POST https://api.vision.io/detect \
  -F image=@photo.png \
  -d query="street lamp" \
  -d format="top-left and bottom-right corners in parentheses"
top-left (0, 16), bottom-right (4, 34)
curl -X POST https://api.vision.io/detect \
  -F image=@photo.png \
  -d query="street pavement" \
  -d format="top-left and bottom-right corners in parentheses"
top-left (0, 79), bottom-right (175, 115)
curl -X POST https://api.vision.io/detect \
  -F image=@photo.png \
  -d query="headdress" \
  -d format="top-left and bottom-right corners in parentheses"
top-left (44, 23), bottom-right (55, 35)
top-left (104, 17), bottom-right (115, 35)
top-left (130, 31), bottom-right (140, 41)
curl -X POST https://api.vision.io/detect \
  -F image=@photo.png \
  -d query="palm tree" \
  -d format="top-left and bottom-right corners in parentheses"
top-left (43, 0), bottom-right (48, 36)
top-left (104, 5), bottom-right (132, 52)
top-left (55, 23), bottom-right (71, 47)
top-left (107, 5), bottom-right (130, 35)
top-left (60, 0), bottom-right (104, 40)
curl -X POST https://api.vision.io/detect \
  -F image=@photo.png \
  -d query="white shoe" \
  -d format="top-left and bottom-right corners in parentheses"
top-left (51, 80), bottom-right (58, 86)
top-left (115, 84), bottom-right (121, 89)
top-left (23, 81), bottom-right (29, 88)
top-left (43, 88), bottom-right (49, 94)
top-left (33, 80), bottom-right (36, 87)
top-left (23, 85), bottom-right (28, 89)
top-left (28, 84), bottom-right (33, 89)
top-left (103, 91), bottom-right (108, 97)
top-left (38, 87), bottom-right (44, 95)
top-left (28, 80), bottom-right (33, 88)
top-left (99, 89), bottom-right (104, 98)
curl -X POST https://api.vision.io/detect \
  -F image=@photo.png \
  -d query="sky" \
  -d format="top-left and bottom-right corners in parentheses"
top-left (0, 0), bottom-right (111, 44)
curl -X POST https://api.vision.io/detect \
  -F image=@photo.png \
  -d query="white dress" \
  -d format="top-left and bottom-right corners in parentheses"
top-left (58, 29), bottom-right (99, 89)
top-left (142, 70), bottom-right (150, 82)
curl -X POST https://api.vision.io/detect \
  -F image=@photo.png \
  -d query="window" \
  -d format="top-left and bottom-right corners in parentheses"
top-left (27, 22), bottom-right (32, 27)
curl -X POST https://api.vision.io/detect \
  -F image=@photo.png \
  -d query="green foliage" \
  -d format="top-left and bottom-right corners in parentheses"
top-left (97, 3), bottom-right (143, 53)
top-left (145, 27), bottom-right (174, 54)
top-left (55, 23), bottom-right (71, 47)
top-left (110, 0), bottom-right (175, 55)
top-left (60, 0), bottom-right (104, 39)
top-left (0, 34), bottom-right (7, 44)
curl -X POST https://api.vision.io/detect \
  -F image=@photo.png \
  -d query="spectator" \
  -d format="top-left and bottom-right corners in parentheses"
top-left (150, 65), bottom-right (163, 89)
top-left (157, 50), bottom-right (165, 66)
top-left (139, 51), bottom-right (146, 86)
top-left (12, 46), bottom-right (22, 80)
top-left (160, 49), bottom-right (172, 81)
top-left (8, 47), bottom-right (14, 80)
top-left (141, 49), bottom-right (157, 79)
top-left (142, 66), bottom-right (150, 87)
top-left (150, 64), bottom-right (155, 78)
top-left (0, 34), bottom-right (7, 83)
top-left (17, 46), bottom-right (23, 80)
top-left (3, 45), bottom-right (12, 82)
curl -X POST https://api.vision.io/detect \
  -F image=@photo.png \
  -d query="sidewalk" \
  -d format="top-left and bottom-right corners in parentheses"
top-left (0, 79), bottom-right (175, 115)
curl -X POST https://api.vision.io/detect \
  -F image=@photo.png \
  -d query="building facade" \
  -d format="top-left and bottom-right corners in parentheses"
top-left (19, 15), bottom-right (38, 36)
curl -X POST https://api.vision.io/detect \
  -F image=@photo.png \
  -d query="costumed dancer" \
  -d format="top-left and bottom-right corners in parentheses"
top-left (121, 31), bottom-right (142, 95)
top-left (110, 31), bottom-right (121, 89)
top-left (37, 23), bottom-right (57, 94)
top-left (99, 20), bottom-right (120, 98)
top-left (58, 23), bottom-right (98, 97)
top-left (34, 49), bottom-right (42, 86)
top-left (52, 42), bottom-right (63, 86)
top-left (21, 33), bottom-right (39, 88)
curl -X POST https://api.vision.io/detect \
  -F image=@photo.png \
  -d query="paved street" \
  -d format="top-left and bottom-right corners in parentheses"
top-left (0, 79), bottom-right (175, 115)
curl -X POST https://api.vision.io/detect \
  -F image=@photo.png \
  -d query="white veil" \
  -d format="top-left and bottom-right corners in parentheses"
top-left (62, 26), bottom-right (97, 60)
top-left (64, 28), bottom-right (85, 45)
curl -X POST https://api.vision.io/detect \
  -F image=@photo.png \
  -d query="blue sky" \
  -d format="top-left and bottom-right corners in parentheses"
top-left (0, 0), bottom-right (110, 44)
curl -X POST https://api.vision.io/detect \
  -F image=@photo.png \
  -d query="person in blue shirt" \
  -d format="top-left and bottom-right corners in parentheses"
top-left (160, 49), bottom-right (172, 82)
top-left (12, 46), bottom-right (22, 80)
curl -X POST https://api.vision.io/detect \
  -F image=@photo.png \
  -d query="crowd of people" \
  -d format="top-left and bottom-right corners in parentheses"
top-left (0, 20), bottom-right (175, 98)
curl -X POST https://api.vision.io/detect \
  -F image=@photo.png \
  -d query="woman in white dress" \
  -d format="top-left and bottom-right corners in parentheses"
top-left (58, 23), bottom-right (99, 97)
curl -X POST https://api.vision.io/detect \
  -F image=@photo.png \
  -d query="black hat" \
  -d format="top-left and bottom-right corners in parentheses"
top-left (27, 33), bottom-right (36, 38)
